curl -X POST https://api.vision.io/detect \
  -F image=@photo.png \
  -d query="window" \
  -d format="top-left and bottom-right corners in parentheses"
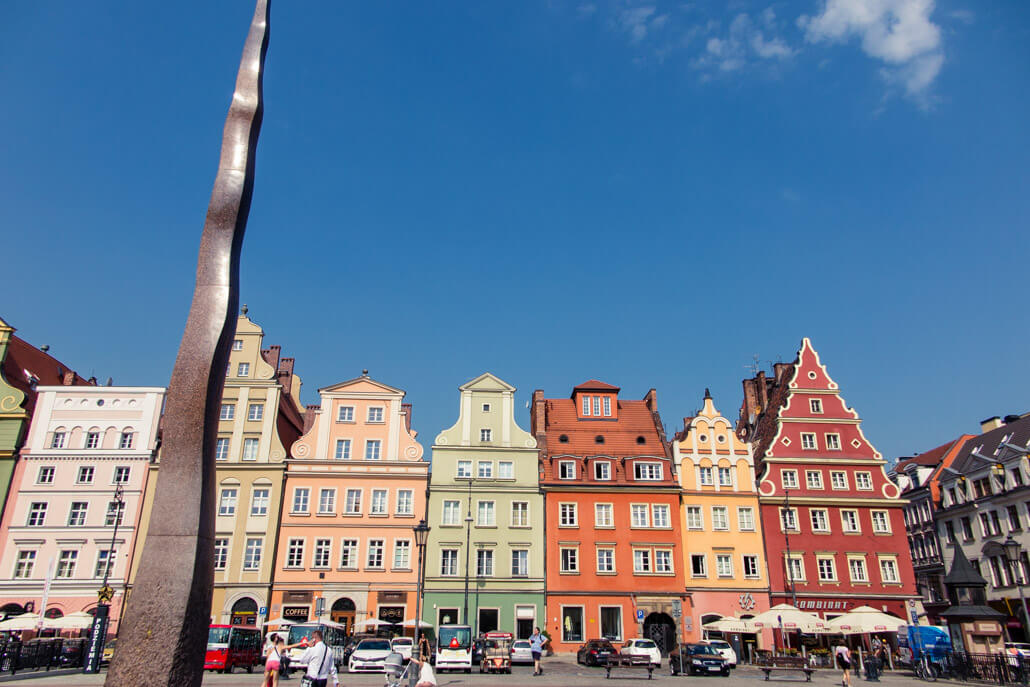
top-left (243, 538), bottom-right (262, 570)
top-left (333, 438), bottom-right (352, 460)
top-left (597, 548), bottom-right (615, 573)
top-left (337, 406), bottom-right (354, 422)
top-left (879, 557), bottom-right (900, 583)
top-left (482, 403), bottom-right (491, 412)
top-left (825, 433), bottom-right (841, 450)
top-left (86, 431), bottom-right (100, 449)
top-left (716, 554), bottom-right (733, 577)
top-left (782, 470), bottom-right (799, 489)
top-left (498, 461), bottom-right (513, 479)
top-left (397, 490), bottom-right (413, 515)
top-left (743, 554), bottom-right (760, 578)
top-left (286, 539), bottom-right (305, 568)
top-left (871, 510), bottom-right (891, 534)
top-left (633, 549), bottom-right (651, 573)
top-left (961, 516), bottom-right (973, 540)
top-left (318, 488), bottom-right (336, 514)
top-left (562, 606), bottom-right (584, 643)
top-left (718, 467), bottom-right (733, 487)
top-left (476, 549), bottom-right (494, 576)
top-left (841, 509), bottom-right (860, 533)
top-left (27, 502), bottom-right (48, 527)
top-left (810, 509), bottom-right (829, 532)
top-left (51, 431), bottom-right (66, 449)
top-left (603, 396), bottom-right (612, 416)
top-left (849, 557), bottom-right (868, 582)
top-left (652, 504), bottom-right (670, 528)
top-left (691, 554), bottom-right (707, 577)
top-left (979, 512), bottom-right (997, 537)
top-left (237, 362), bottom-right (250, 377)
top-left (943, 521), bottom-right (956, 544)
top-left (780, 507), bottom-right (798, 532)
top-left (630, 504), bottom-right (649, 528)
top-left (365, 440), bottom-right (381, 460)
top-left (478, 461), bottom-right (493, 479)
top-left (394, 540), bottom-right (411, 569)
top-left (340, 539), bottom-right (358, 568)
top-left (1007, 504), bottom-right (1022, 530)
top-left (477, 501), bottom-right (496, 526)
top-left (686, 506), bottom-right (704, 530)
top-left (232, 339), bottom-right (243, 350)
top-left (582, 395), bottom-right (591, 415)
top-left (810, 398), bottom-right (823, 413)
top-left (367, 407), bottom-right (384, 423)
top-left (242, 437), bottom-right (259, 460)
top-left (512, 550), bottom-right (529, 576)
top-left (712, 506), bottom-right (729, 531)
top-left (559, 461), bottom-right (576, 479)
top-left (559, 503), bottom-right (577, 527)
top-left (292, 488), bottom-right (310, 513)
top-left (560, 547), bottom-right (579, 572)
top-left (855, 472), bottom-right (873, 490)
top-left (818, 557), bottom-right (837, 581)
top-left (699, 466), bottom-right (714, 485)
top-left (68, 502), bottom-right (88, 526)
top-left (251, 488), bottom-right (269, 516)
top-left (786, 556), bottom-right (805, 582)
top-left (313, 539), bottom-right (331, 568)
top-left (831, 471), bottom-right (848, 490)
top-left (216, 488), bottom-right (235, 514)
top-left (371, 489), bottom-right (387, 515)
top-left (95, 550), bottom-right (115, 579)
top-left (594, 503), bottom-right (613, 527)
top-left (594, 461), bottom-right (611, 480)
top-left (442, 500), bottom-right (460, 525)
top-left (113, 466), bottom-right (131, 484)
top-left (37, 467), bottom-right (55, 484)
top-left (244, 403), bottom-right (263, 421)
top-left (635, 462), bottom-right (662, 480)
top-left (806, 470), bottom-right (824, 489)
top-left (801, 433), bottom-right (816, 450)
top-left (367, 540), bottom-right (385, 568)
top-left (456, 460), bottom-right (472, 479)
top-left (214, 539), bottom-right (228, 570)
top-left (480, 429), bottom-right (492, 442)
top-left (738, 507), bottom-right (755, 531)
top-left (974, 478), bottom-right (992, 499)
top-left (56, 550), bottom-right (77, 578)
top-left (105, 501), bottom-right (125, 526)
top-left (77, 466), bottom-right (94, 484)
top-left (344, 489), bottom-right (361, 514)
top-left (511, 502), bottom-right (529, 527)
top-left (215, 437), bottom-right (230, 460)
top-left (441, 549), bottom-right (459, 576)
top-left (593, 397), bottom-right (601, 416)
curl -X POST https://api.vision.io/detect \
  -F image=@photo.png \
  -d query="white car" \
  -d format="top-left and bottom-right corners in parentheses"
top-left (620, 639), bottom-right (661, 667)
top-left (705, 640), bottom-right (737, 667)
top-left (511, 640), bottom-right (534, 664)
top-left (348, 638), bottom-right (392, 672)
top-left (391, 637), bottom-right (413, 661)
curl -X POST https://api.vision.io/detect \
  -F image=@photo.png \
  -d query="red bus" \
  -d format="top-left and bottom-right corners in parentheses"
top-left (205, 624), bottom-right (262, 673)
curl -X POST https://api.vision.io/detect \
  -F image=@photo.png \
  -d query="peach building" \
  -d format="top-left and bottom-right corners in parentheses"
top-left (269, 372), bottom-right (427, 631)
top-left (0, 385), bottom-right (164, 633)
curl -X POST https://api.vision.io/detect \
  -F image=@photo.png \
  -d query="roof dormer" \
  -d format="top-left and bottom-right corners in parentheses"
top-left (572, 380), bottom-right (619, 420)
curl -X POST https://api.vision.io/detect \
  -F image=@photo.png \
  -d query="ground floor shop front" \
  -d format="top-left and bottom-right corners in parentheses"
top-left (545, 593), bottom-right (687, 655)
top-left (0, 591), bottom-right (123, 638)
top-left (210, 585), bottom-right (271, 628)
top-left (691, 588), bottom-right (772, 663)
top-left (269, 584), bottom-right (417, 635)
top-left (422, 591), bottom-right (544, 639)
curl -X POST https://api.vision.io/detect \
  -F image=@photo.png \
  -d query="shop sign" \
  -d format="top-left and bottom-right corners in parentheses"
top-left (796, 600), bottom-right (849, 611)
top-left (283, 606), bottom-right (309, 620)
top-left (379, 606), bottom-right (404, 624)
top-left (739, 593), bottom-right (756, 611)
top-left (286, 591), bottom-right (313, 603)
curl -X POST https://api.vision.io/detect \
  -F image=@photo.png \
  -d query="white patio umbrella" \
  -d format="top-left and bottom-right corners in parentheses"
top-left (401, 618), bottom-right (433, 629)
top-left (353, 618), bottom-right (388, 629)
top-left (825, 606), bottom-right (906, 634)
top-left (0, 613), bottom-right (43, 631)
top-left (264, 617), bottom-right (294, 628)
top-left (702, 617), bottom-right (756, 633)
top-left (748, 604), bottom-right (825, 632)
top-left (44, 611), bottom-right (95, 630)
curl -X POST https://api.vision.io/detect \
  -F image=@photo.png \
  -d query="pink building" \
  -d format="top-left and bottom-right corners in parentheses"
top-left (0, 385), bottom-right (164, 632)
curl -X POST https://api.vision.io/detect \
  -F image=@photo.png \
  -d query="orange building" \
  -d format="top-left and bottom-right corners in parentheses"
top-left (269, 372), bottom-right (428, 632)
top-left (531, 381), bottom-right (687, 655)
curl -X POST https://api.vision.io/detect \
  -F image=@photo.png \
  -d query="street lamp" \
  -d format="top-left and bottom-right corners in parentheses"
top-left (463, 478), bottom-right (473, 626)
top-left (1003, 535), bottom-right (1030, 642)
top-left (84, 483), bottom-right (125, 673)
top-left (411, 519), bottom-right (430, 687)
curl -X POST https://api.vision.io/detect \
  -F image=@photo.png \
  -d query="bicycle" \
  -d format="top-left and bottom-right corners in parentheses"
top-left (914, 657), bottom-right (940, 681)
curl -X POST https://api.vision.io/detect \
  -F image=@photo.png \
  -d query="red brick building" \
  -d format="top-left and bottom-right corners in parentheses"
top-left (532, 381), bottom-right (687, 655)
top-left (737, 339), bottom-right (917, 622)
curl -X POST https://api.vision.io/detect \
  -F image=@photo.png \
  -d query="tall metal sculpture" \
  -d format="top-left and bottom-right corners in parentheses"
top-left (105, 1), bottom-right (269, 684)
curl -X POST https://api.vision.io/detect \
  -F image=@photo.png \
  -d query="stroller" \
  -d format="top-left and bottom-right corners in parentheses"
top-left (384, 651), bottom-right (415, 687)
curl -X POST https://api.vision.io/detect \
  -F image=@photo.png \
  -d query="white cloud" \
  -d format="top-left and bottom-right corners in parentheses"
top-left (694, 11), bottom-right (796, 73)
top-left (620, 6), bottom-right (657, 42)
top-left (799, 0), bottom-right (944, 98)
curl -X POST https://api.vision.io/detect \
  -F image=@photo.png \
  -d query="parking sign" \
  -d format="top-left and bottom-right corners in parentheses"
top-left (636, 609), bottom-right (645, 622)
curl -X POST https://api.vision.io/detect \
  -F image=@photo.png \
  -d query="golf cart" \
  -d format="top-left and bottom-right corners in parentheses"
top-left (479, 632), bottom-right (513, 674)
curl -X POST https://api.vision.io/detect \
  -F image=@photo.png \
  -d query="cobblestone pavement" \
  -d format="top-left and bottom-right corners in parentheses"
top-left (0, 659), bottom-right (924, 687)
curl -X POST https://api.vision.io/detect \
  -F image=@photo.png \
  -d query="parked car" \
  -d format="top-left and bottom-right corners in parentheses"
top-left (577, 639), bottom-right (617, 666)
top-left (472, 638), bottom-right (487, 665)
top-left (1006, 643), bottom-right (1030, 665)
top-left (704, 640), bottom-right (737, 667)
top-left (510, 639), bottom-right (534, 665)
top-left (348, 638), bottom-right (392, 672)
top-left (391, 637), bottom-right (413, 661)
top-left (343, 634), bottom-right (376, 665)
top-left (669, 643), bottom-right (729, 676)
top-left (620, 639), bottom-right (661, 668)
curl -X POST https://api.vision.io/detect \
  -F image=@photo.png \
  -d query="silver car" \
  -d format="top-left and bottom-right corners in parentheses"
top-left (510, 639), bottom-right (534, 664)
top-left (705, 640), bottom-right (737, 667)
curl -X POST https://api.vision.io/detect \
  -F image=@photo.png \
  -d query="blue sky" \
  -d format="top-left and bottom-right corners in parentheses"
top-left (2, 1), bottom-right (1028, 461)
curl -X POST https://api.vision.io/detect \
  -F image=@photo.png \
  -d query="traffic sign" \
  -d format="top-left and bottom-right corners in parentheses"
top-left (259, 606), bottom-right (268, 616)
top-left (636, 609), bottom-right (645, 622)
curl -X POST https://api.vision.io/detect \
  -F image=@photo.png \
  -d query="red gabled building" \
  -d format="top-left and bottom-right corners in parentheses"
top-left (532, 381), bottom-right (687, 655)
top-left (737, 338), bottom-right (917, 622)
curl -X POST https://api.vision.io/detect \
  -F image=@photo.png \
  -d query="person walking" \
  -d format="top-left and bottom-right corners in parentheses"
top-left (409, 637), bottom-right (437, 687)
top-left (835, 643), bottom-right (852, 687)
top-left (529, 626), bottom-right (548, 676)
top-left (285, 630), bottom-right (338, 687)
top-left (263, 635), bottom-right (285, 687)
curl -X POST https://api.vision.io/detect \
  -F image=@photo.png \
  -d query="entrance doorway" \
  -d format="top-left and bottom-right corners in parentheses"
top-left (331, 597), bottom-right (356, 634)
top-left (517, 618), bottom-right (533, 639)
top-left (0, 603), bottom-right (25, 620)
top-left (478, 608), bottom-right (498, 634)
top-left (643, 612), bottom-right (676, 655)
top-left (438, 608), bottom-right (459, 626)
top-left (231, 597), bottom-right (258, 626)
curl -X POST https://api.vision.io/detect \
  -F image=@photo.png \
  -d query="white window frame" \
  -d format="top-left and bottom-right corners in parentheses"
top-left (440, 549), bottom-right (459, 576)
top-left (831, 471), bottom-right (849, 490)
top-left (313, 538), bottom-right (332, 569)
top-left (286, 538), bottom-right (306, 569)
top-left (825, 433), bottom-right (842, 451)
top-left (878, 556), bottom-right (900, 584)
top-left (651, 503), bottom-right (670, 528)
top-left (871, 510), bottom-right (891, 534)
top-left (594, 461), bottom-right (611, 480)
top-left (801, 433), bottom-right (817, 450)
top-left (633, 549), bottom-right (652, 573)
top-left (480, 428), bottom-right (492, 442)
top-left (559, 502), bottom-right (578, 527)
top-left (855, 471), bottom-right (873, 491)
top-left (334, 439), bottom-right (351, 460)
top-left (595, 502), bottom-right (614, 528)
top-left (396, 489), bottom-right (414, 515)
top-left (596, 547), bottom-right (616, 574)
top-left (344, 488), bottom-right (362, 515)
top-left (218, 488), bottom-right (237, 516)
top-left (631, 504), bottom-right (649, 528)
top-left (478, 461), bottom-right (493, 479)
top-left (810, 508), bottom-right (830, 533)
top-left (743, 554), bottom-right (760, 578)
top-left (366, 539), bottom-right (385, 569)
top-left (690, 553), bottom-right (708, 578)
top-left (247, 403), bottom-right (264, 421)
top-left (716, 553), bottom-right (733, 578)
top-left (686, 505), bottom-right (704, 530)
top-left (442, 500), bottom-right (460, 525)
top-left (237, 362), bottom-right (250, 377)
top-left (220, 403), bottom-right (235, 420)
top-left (337, 405), bottom-right (355, 422)
top-left (319, 488), bottom-right (337, 514)
top-left (364, 439), bottom-right (382, 460)
top-left (560, 546), bottom-right (579, 573)
top-left (250, 488), bottom-right (270, 516)
top-left (781, 469), bottom-right (799, 489)
top-left (817, 556), bottom-right (838, 582)
top-left (848, 556), bottom-right (868, 583)
top-left (711, 505), bottom-right (729, 531)
top-left (737, 506), bottom-right (755, 531)
top-left (511, 501), bottom-right (530, 527)
top-left (558, 461), bottom-right (576, 480)
top-left (477, 500), bottom-right (496, 527)
top-left (241, 437), bottom-right (259, 460)
top-left (806, 470), bottom-right (824, 489)
top-left (498, 461), bottom-right (514, 479)
top-left (371, 489), bottom-right (388, 515)
top-left (292, 487), bottom-right (310, 514)
top-left (456, 460), bottom-right (472, 479)
top-left (809, 398), bottom-right (823, 414)
top-left (841, 509), bottom-right (861, 533)
top-left (366, 406), bottom-right (384, 423)
top-left (37, 467), bottom-right (55, 485)
top-left (699, 466), bottom-right (714, 486)
top-left (634, 462), bottom-right (662, 481)
top-left (243, 538), bottom-right (262, 570)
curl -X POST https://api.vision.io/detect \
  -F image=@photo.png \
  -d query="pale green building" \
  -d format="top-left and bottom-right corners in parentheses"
top-left (422, 373), bottom-right (544, 639)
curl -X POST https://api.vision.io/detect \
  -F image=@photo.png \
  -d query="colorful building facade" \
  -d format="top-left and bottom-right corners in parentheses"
top-left (737, 338), bottom-right (917, 622)
top-left (271, 372), bottom-right (428, 632)
top-left (0, 385), bottom-right (164, 632)
top-left (422, 373), bottom-right (543, 639)
top-left (533, 381), bottom-right (685, 654)
top-left (672, 389), bottom-right (770, 656)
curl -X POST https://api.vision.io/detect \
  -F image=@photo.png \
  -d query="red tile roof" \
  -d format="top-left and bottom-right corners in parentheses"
top-left (542, 398), bottom-right (664, 455)
top-left (571, 379), bottom-right (621, 394)
top-left (2, 334), bottom-right (93, 417)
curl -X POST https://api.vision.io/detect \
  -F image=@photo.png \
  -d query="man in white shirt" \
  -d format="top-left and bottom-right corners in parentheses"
top-left (291, 631), bottom-right (339, 687)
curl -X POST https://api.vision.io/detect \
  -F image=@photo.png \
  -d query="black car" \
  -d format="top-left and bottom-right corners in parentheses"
top-left (472, 638), bottom-right (487, 665)
top-left (668, 643), bottom-right (729, 676)
top-left (577, 639), bottom-right (617, 666)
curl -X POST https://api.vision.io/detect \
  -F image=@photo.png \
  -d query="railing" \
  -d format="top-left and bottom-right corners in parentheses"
top-left (0, 638), bottom-right (87, 674)
top-left (908, 653), bottom-right (1030, 685)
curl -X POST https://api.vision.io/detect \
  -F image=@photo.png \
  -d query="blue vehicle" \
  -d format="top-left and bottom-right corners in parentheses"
top-left (899, 625), bottom-right (951, 680)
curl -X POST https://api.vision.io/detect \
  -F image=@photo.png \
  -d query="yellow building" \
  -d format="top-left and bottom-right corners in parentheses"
top-left (130, 307), bottom-right (304, 626)
top-left (672, 390), bottom-right (771, 659)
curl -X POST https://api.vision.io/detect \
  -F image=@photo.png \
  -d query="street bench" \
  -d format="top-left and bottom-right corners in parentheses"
top-left (604, 655), bottom-right (657, 679)
top-left (756, 656), bottom-right (815, 681)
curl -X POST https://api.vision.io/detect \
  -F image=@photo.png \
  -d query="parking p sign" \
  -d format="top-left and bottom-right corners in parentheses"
top-left (636, 609), bottom-right (645, 622)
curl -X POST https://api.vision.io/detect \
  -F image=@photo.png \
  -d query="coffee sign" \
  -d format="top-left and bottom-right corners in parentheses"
top-left (283, 606), bottom-right (309, 620)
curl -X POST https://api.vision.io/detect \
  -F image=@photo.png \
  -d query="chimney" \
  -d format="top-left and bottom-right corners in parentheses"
top-left (531, 390), bottom-right (546, 436)
top-left (773, 362), bottom-right (790, 383)
top-left (402, 403), bottom-right (413, 432)
top-left (62, 371), bottom-right (77, 386)
top-left (262, 345), bottom-right (281, 369)
top-left (756, 371), bottom-right (769, 412)
top-left (980, 416), bottom-right (1003, 433)
top-left (644, 388), bottom-right (658, 412)
top-left (303, 405), bottom-right (319, 433)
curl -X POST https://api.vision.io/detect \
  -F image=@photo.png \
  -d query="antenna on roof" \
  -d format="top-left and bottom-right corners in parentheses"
top-left (106, 377), bottom-right (114, 387)
top-left (745, 355), bottom-right (760, 375)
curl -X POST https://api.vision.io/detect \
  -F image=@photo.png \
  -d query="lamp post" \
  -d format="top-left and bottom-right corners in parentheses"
top-left (781, 488), bottom-right (797, 655)
top-left (1003, 535), bottom-right (1030, 642)
top-left (463, 478), bottom-right (473, 626)
top-left (411, 519), bottom-right (430, 687)
top-left (84, 483), bottom-right (125, 673)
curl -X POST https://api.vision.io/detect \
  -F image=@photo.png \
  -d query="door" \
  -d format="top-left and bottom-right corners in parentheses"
top-left (517, 619), bottom-right (533, 640)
